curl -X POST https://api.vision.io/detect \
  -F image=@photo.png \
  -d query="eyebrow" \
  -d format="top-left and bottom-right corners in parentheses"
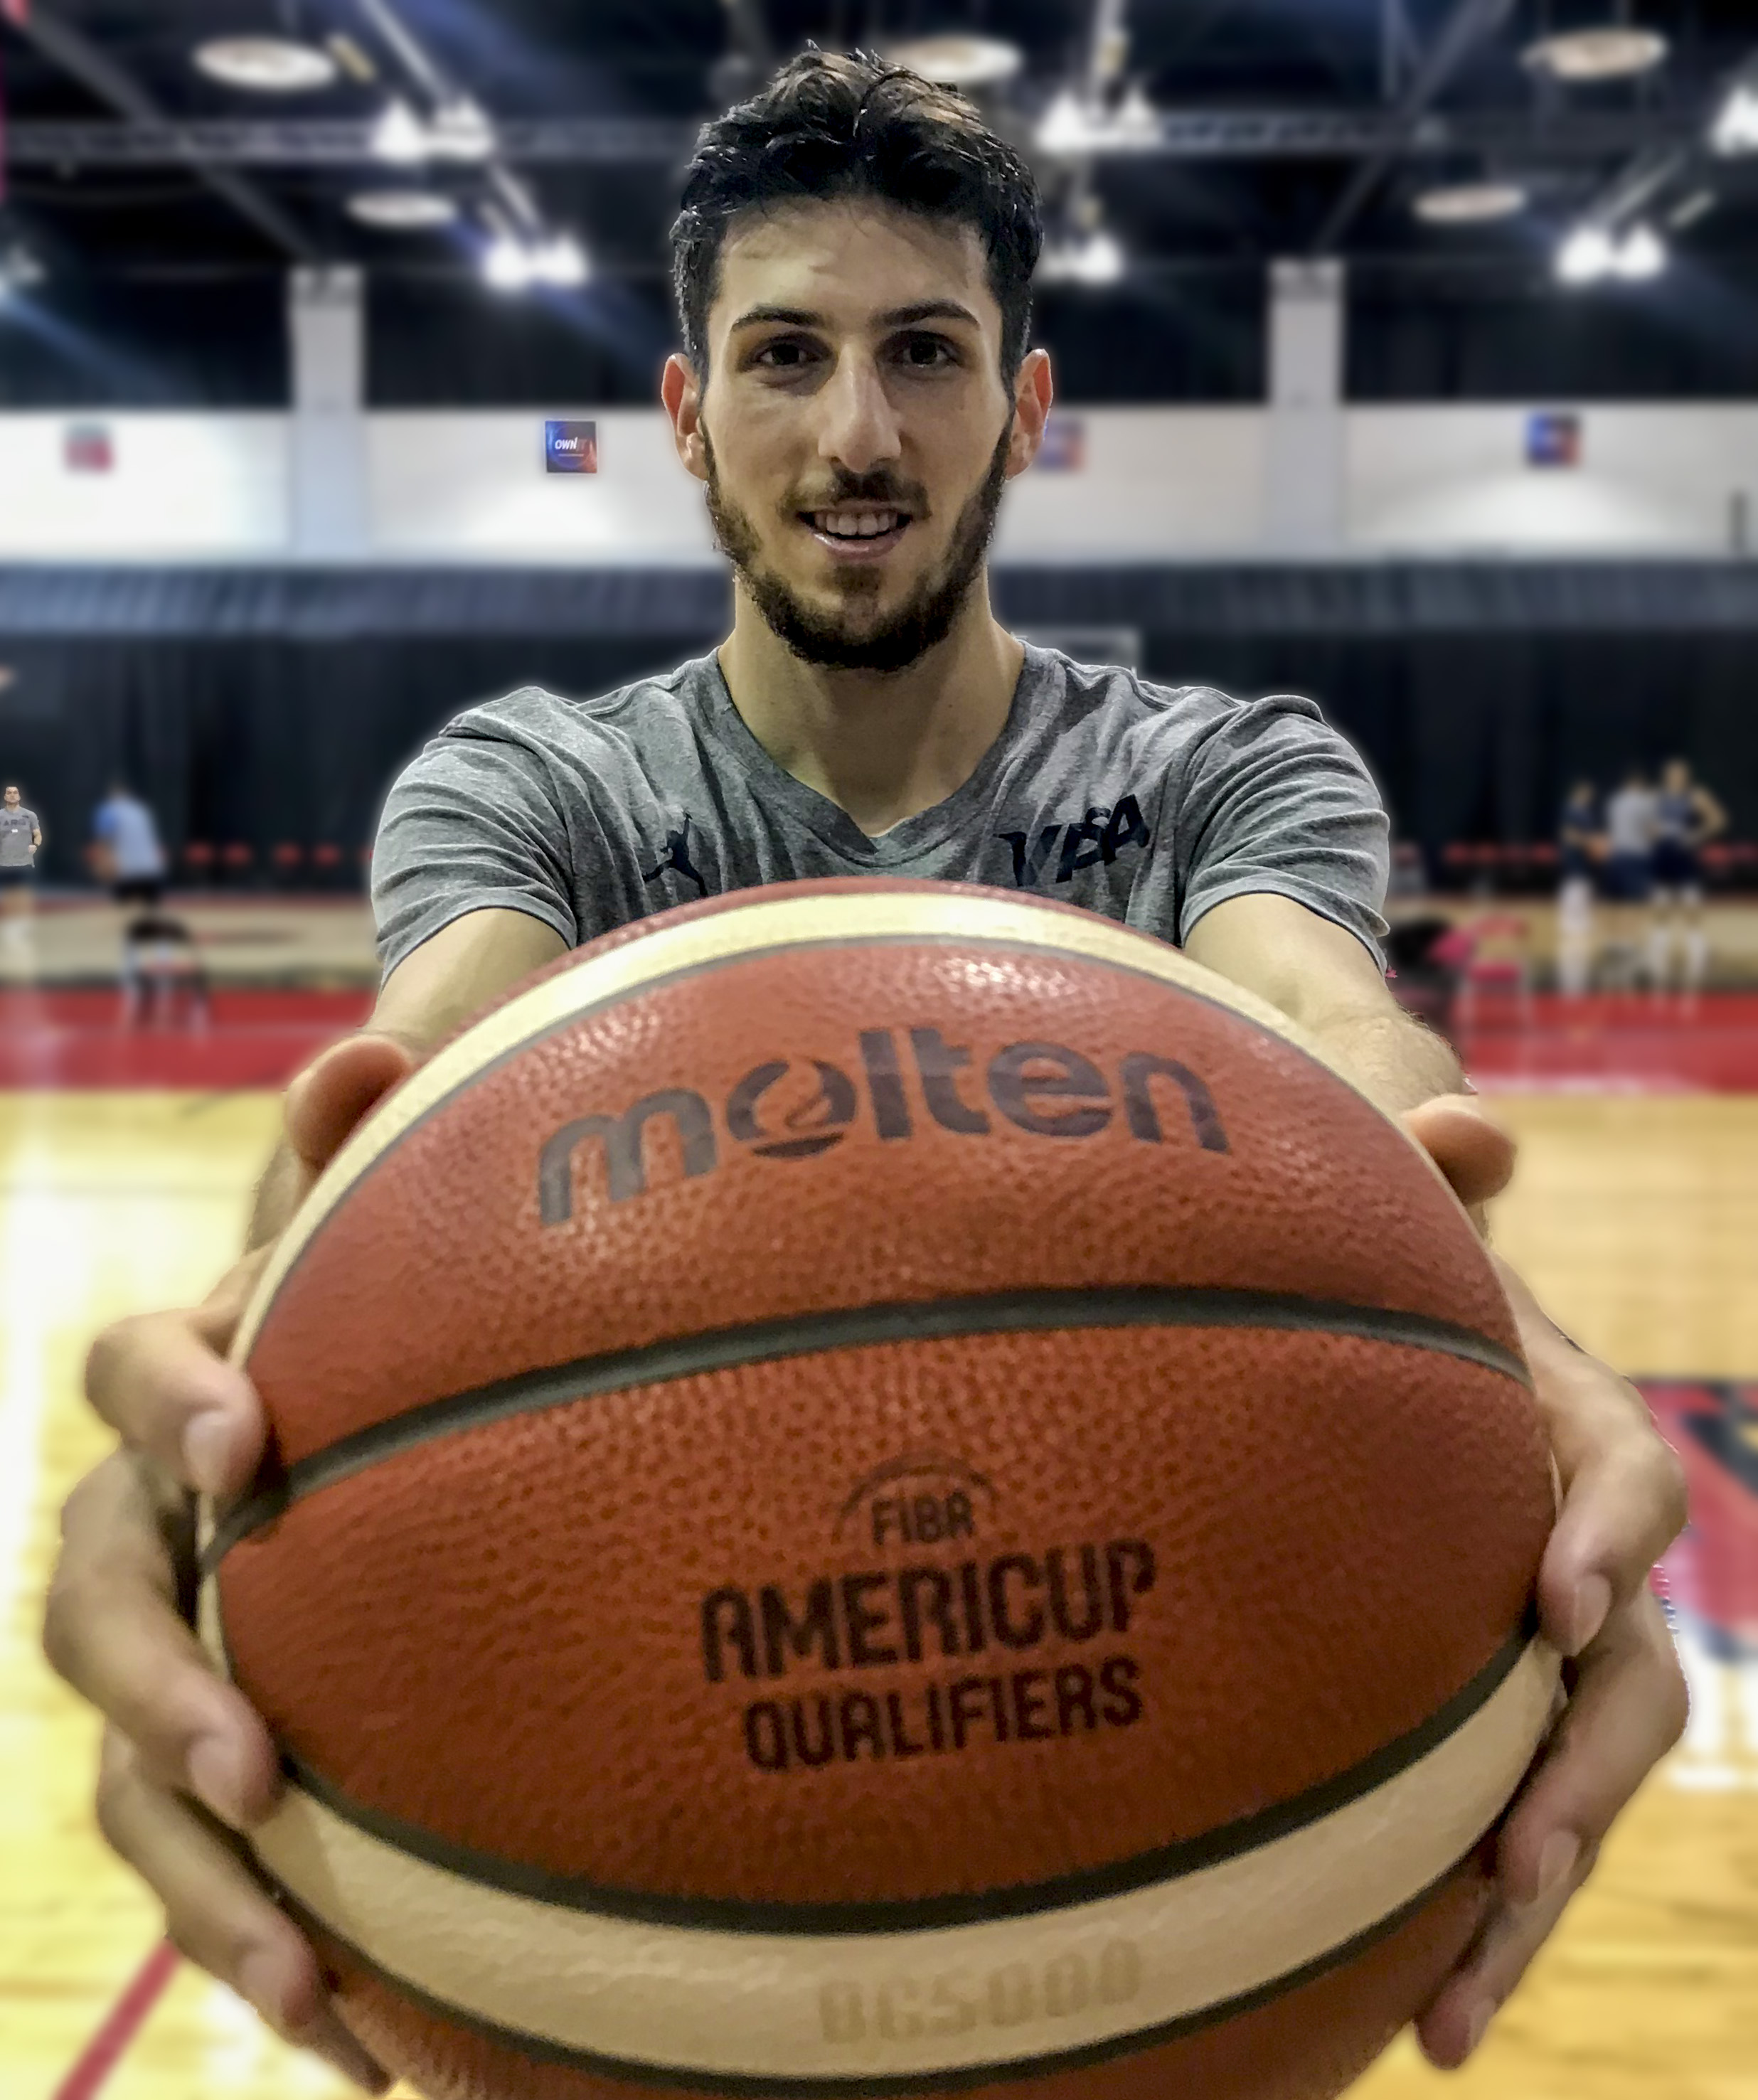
top-left (726, 299), bottom-right (984, 334)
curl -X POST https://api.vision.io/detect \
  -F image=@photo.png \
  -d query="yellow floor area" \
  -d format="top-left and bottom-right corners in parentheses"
top-left (2, 1090), bottom-right (1755, 2100)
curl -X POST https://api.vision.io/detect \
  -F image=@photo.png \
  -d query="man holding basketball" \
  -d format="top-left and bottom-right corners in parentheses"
top-left (46, 53), bottom-right (1687, 2094)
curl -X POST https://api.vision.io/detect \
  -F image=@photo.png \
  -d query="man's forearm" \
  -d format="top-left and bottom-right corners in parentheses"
top-left (1304, 1003), bottom-right (1466, 1117)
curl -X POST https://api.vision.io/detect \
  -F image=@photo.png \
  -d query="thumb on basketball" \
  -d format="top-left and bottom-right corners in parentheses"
top-left (282, 1034), bottom-right (415, 1183)
top-left (1400, 1094), bottom-right (1516, 1212)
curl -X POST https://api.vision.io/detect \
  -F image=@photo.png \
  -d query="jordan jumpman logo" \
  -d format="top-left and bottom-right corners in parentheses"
top-left (641, 815), bottom-right (708, 897)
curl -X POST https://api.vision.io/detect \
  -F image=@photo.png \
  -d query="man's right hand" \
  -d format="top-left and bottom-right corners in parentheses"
top-left (41, 1034), bottom-right (416, 2094)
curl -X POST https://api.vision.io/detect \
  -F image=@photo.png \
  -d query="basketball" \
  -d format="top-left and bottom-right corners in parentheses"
top-left (201, 878), bottom-right (1557, 2100)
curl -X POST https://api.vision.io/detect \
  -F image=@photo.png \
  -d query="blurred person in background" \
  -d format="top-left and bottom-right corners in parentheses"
top-left (1556, 779), bottom-right (1603, 998)
top-left (91, 780), bottom-right (168, 908)
top-left (1387, 836), bottom-right (1427, 898)
top-left (1648, 757), bottom-right (1726, 994)
top-left (1601, 766), bottom-right (1656, 988)
top-left (0, 780), bottom-right (43, 955)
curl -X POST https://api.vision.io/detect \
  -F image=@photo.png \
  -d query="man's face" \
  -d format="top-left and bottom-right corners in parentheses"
top-left (677, 201), bottom-right (1047, 672)
top-left (2, 789), bottom-right (18, 809)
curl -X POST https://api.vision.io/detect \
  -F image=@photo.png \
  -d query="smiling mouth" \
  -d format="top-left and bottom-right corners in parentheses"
top-left (804, 507), bottom-right (912, 550)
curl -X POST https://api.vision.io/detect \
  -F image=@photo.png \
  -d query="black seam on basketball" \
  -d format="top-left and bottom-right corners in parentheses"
top-left (206, 1289), bottom-right (1529, 1567)
top-left (260, 1629), bottom-right (1531, 1935)
top-left (284, 1848), bottom-right (1483, 2094)
top-left (244, 920), bottom-right (1456, 1350)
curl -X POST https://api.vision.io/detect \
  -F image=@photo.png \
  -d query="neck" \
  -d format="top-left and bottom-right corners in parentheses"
top-left (717, 573), bottom-right (1023, 837)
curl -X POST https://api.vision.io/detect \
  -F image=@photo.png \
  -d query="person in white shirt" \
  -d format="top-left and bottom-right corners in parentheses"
top-left (1600, 767), bottom-right (1657, 988)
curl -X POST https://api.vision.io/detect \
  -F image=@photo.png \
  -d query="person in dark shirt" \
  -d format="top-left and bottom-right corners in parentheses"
top-left (1648, 757), bottom-right (1727, 992)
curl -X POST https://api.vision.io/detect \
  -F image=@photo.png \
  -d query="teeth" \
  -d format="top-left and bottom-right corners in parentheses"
top-left (814, 510), bottom-right (901, 539)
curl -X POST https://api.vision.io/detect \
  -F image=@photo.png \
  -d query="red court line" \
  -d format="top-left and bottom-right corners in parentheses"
top-left (53, 1940), bottom-right (180, 2100)
top-left (0, 988), bottom-right (373, 1089)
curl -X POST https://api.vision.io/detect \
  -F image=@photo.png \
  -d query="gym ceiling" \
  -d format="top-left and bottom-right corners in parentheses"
top-left (1, 1), bottom-right (1755, 404)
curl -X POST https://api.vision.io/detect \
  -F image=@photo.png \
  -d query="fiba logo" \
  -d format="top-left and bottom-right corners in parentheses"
top-left (833, 1451), bottom-right (997, 1550)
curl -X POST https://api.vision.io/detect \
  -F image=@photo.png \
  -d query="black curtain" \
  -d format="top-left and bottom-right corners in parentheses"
top-left (2, 563), bottom-right (1754, 882)
top-left (0, 634), bottom-right (712, 880)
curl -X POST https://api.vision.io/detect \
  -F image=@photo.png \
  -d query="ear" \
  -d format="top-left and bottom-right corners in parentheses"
top-left (662, 353), bottom-right (709, 484)
top-left (1003, 348), bottom-right (1054, 479)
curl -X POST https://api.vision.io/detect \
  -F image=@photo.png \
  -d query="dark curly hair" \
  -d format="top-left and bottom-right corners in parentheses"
top-left (672, 49), bottom-right (1043, 382)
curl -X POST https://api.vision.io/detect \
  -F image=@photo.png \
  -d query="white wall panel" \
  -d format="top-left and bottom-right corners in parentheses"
top-left (1348, 406), bottom-right (1758, 556)
top-left (366, 410), bottom-right (718, 563)
top-left (994, 409), bottom-right (1266, 558)
top-left (0, 414), bottom-right (288, 558)
top-left (3, 403), bottom-right (1757, 563)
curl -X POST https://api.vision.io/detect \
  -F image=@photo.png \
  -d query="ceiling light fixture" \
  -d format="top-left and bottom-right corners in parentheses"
top-left (1414, 181), bottom-right (1529, 225)
top-left (1038, 229), bottom-right (1125, 287)
top-left (1556, 222), bottom-right (1667, 285)
top-left (1711, 82), bottom-right (1758, 156)
top-left (484, 234), bottom-right (534, 292)
top-left (371, 97), bottom-right (428, 164)
top-left (1038, 90), bottom-right (1096, 154)
top-left (1556, 225), bottom-right (1616, 284)
top-left (1037, 85), bottom-right (1161, 156)
top-left (1615, 223), bottom-right (1666, 280)
top-left (193, 36), bottom-right (338, 93)
top-left (1109, 82), bottom-right (1162, 151)
top-left (534, 233), bottom-right (589, 288)
top-left (427, 98), bottom-right (496, 163)
top-left (1523, 28), bottom-right (1669, 83)
top-left (481, 230), bottom-right (590, 293)
top-left (884, 35), bottom-right (1023, 88)
top-left (346, 190), bottom-right (459, 230)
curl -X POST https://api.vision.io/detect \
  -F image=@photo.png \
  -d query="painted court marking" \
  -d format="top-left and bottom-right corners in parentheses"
top-left (53, 1941), bottom-right (179, 2100)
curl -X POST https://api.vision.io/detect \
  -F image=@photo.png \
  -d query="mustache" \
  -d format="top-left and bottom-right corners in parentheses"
top-left (788, 471), bottom-right (930, 517)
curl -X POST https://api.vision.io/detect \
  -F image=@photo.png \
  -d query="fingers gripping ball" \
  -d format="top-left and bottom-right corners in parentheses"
top-left (200, 880), bottom-right (1557, 2100)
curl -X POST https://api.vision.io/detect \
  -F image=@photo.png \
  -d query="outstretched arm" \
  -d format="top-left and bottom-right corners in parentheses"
top-left (46, 905), bottom-right (566, 2090)
top-left (1184, 891), bottom-right (1689, 2068)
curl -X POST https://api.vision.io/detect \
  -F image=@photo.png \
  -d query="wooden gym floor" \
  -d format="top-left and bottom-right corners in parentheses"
top-left (4, 1077), bottom-right (1756, 2099)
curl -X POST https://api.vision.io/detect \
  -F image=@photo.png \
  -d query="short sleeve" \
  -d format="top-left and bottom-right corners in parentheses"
top-left (1173, 691), bottom-right (1389, 966)
top-left (372, 721), bottom-right (578, 979)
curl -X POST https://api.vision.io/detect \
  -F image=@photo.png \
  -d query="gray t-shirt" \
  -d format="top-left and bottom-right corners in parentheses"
top-left (0, 806), bottom-right (40, 868)
top-left (373, 646), bottom-right (1388, 977)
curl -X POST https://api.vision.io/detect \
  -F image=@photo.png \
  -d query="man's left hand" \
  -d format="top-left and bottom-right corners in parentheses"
top-left (1401, 1097), bottom-right (1690, 2066)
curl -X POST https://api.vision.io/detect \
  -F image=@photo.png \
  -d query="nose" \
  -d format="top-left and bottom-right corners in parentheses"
top-left (815, 348), bottom-right (902, 478)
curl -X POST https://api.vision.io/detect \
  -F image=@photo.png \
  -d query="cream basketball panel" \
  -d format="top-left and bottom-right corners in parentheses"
top-left (231, 884), bottom-right (1443, 1366)
top-left (250, 1640), bottom-right (1557, 2084)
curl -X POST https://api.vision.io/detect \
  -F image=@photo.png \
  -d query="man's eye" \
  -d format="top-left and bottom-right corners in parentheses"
top-left (752, 339), bottom-right (819, 370)
top-left (896, 335), bottom-right (957, 368)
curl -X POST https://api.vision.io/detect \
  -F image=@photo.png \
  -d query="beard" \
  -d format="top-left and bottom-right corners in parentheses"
top-left (702, 422), bottom-right (1013, 675)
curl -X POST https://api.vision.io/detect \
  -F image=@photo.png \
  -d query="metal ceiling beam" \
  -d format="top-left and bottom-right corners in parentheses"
top-left (4, 0), bottom-right (320, 258)
top-left (1562, 41), bottom-right (1758, 238)
top-left (2, 107), bottom-right (1696, 169)
top-left (1312, 0), bottom-right (1520, 252)
top-left (349, 0), bottom-right (550, 239)
top-left (719, 0), bottom-right (774, 70)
